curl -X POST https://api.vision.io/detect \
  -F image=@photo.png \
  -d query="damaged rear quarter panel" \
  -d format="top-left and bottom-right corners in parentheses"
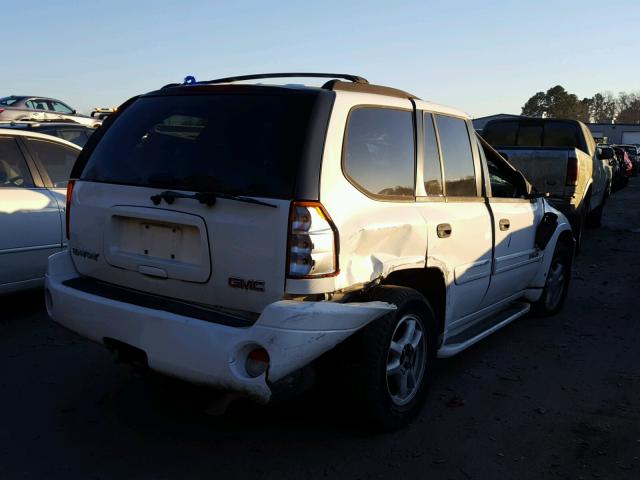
top-left (314, 94), bottom-right (428, 293)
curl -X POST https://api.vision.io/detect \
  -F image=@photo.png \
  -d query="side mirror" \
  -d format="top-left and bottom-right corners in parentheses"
top-left (599, 148), bottom-right (614, 160)
top-left (72, 109), bottom-right (77, 115)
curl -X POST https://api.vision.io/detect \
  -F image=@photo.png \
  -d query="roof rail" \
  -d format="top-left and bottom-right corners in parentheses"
top-left (159, 73), bottom-right (419, 99)
top-left (185, 72), bottom-right (369, 86)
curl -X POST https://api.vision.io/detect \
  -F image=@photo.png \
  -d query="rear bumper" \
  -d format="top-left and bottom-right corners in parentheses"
top-left (45, 251), bottom-right (394, 402)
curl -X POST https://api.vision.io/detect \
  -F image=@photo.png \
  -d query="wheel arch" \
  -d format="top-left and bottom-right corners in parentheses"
top-left (530, 221), bottom-right (574, 289)
top-left (380, 267), bottom-right (447, 339)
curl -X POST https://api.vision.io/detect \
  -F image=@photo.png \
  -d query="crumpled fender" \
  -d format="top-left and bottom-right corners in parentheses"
top-left (529, 205), bottom-right (574, 289)
top-left (250, 300), bottom-right (396, 382)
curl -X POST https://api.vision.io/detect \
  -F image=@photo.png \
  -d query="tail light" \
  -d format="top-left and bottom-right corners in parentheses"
top-left (65, 180), bottom-right (75, 239)
top-left (566, 155), bottom-right (578, 186)
top-left (0, 108), bottom-right (4, 114)
top-left (287, 201), bottom-right (339, 278)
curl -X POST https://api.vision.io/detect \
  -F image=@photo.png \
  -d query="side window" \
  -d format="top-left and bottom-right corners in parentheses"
top-left (25, 99), bottom-right (48, 110)
top-left (434, 115), bottom-right (477, 197)
top-left (487, 158), bottom-right (520, 198)
top-left (57, 129), bottom-right (89, 147)
top-left (50, 101), bottom-right (74, 114)
top-left (25, 139), bottom-right (78, 188)
top-left (344, 107), bottom-right (415, 198)
top-left (478, 138), bottom-right (524, 198)
top-left (423, 113), bottom-right (443, 195)
top-left (0, 138), bottom-right (35, 188)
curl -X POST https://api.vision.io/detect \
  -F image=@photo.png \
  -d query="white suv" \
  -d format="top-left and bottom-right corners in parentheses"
top-left (46, 73), bottom-right (574, 429)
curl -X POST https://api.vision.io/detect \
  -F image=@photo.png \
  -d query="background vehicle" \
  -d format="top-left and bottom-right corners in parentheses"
top-left (0, 96), bottom-right (101, 128)
top-left (482, 118), bottom-right (611, 247)
top-left (615, 144), bottom-right (640, 176)
top-left (90, 107), bottom-right (117, 120)
top-left (600, 145), bottom-right (625, 192)
top-left (0, 129), bottom-right (81, 294)
top-left (46, 73), bottom-right (574, 430)
top-left (612, 146), bottom-right (633, 190)
top-left (0, 120), bottom-right (96, 147)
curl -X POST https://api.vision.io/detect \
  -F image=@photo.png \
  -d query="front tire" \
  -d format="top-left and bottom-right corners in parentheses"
top-left (531, 241), bottom-right (572, 317)
top-left (340, 286), bottom-right (437, 431)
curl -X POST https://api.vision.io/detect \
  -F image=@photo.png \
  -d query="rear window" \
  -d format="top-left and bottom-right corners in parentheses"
top-left (482, 121), bottom-right (517, 146)
top-left (484, 120), bottom-right (583, 150)
top-left (0, 97), bottom-right (19, 106)
top-left (80, 93), bottom-right (319, 199)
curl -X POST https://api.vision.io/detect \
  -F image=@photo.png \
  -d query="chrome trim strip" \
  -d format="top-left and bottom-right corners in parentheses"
top-left (0, 244), bottom-right (60, 255)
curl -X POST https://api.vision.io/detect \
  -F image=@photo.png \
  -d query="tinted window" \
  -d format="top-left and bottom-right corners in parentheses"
top-left (484, 120), bottom-right (583, 150)
top-left (81, 93), bottom-right (318, 199)
top-left (423, 113), bottom-right (443, 195)
top-left (26, 139), bottom-right (78, 188)
top-left (344, 108), bottom-right (415, 198)
top-left (55, 129), bottom-right (89, 147)
top-left (0, 138), bottom-right (34, 188)
top-left (517, 125), bottom-right (543, 147)
top-left (0, 97), bottom-right (19, 106)
top-left (483, 121), bottom-right (517, 146)
top-left (544, 121), bottom-right (580, 148)
top-left (435, 115), bottom-right (477, 197)
top-left (621, 146), bottom-right (638, 155)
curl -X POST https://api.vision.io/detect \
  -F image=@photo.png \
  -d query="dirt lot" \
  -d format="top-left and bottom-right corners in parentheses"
top-left (1, 181), bottom-right (639, 480)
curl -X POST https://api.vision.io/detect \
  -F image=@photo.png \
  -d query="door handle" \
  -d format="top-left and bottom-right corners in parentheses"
top-left (499, 218), bottom-right (510, 231)
top-left (437, 223), bottom-right (452, 238)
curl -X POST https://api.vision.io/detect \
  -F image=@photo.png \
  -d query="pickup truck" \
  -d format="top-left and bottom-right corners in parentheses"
top-left (482, 118), bottom-right (612, 248)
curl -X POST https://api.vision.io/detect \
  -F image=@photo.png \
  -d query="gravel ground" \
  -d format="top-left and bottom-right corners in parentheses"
top-left (1, 180), bottom-right (639, 480)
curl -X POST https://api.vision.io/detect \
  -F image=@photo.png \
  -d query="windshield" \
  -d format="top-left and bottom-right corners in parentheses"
top-left (80, 92), bottom-right (319, 199)
top-left (0, 97), bottom-right (20, 106)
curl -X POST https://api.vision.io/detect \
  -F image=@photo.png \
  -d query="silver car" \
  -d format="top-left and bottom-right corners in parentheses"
top-left (0, 96), bottom-right (101, 128)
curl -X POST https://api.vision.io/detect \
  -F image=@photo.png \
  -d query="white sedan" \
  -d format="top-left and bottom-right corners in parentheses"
top-left (0, 129), bottom-right (81, 294)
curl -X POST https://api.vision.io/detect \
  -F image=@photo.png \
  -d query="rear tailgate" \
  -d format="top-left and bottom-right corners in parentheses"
top-left (70, 182), bottom-right (291, 313)
top-left (67, 88), bottom-right (328, 314)
top-left (496, 147), bottom-right (574, 197)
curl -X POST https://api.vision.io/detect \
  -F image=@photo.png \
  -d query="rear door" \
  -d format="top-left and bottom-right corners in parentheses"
top-left (68, 90), bottom-right (324, 313)
top-left (0, 135), bottom-right (62, 289)
top-left (22, 136), bottom-right (81, 243)
top-left (419, 113), bottom-right (492, 326)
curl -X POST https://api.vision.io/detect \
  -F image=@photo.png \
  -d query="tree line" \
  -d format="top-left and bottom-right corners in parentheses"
top-left (521, 86), bottom-right (640, 124)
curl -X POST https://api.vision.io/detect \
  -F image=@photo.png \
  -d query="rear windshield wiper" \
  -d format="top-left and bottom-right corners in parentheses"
top-left (150, 190), bottom-right (278, 208)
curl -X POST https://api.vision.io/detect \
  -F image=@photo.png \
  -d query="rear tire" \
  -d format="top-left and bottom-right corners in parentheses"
top-left (572, 194), bottom-right (590, 254)
top-left (531, 241), bottom-right (572, 317)
top-left (340, 286), bottom-right (437, 431)
top-left (586, 192), bottom-right (607, 228)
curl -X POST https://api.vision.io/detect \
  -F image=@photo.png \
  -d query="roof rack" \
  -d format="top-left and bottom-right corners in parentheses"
top-left (160, 72), bottom-right (418, 100)
top-left (194, 72), bottom-right (369, 85)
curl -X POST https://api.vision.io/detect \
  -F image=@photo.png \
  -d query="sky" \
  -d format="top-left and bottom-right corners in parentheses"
top-left (3, 0), bottom-right (640, 118)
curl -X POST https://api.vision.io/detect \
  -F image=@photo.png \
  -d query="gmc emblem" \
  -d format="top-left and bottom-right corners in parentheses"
top-left (228, 277), bottom-right (265, 292)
